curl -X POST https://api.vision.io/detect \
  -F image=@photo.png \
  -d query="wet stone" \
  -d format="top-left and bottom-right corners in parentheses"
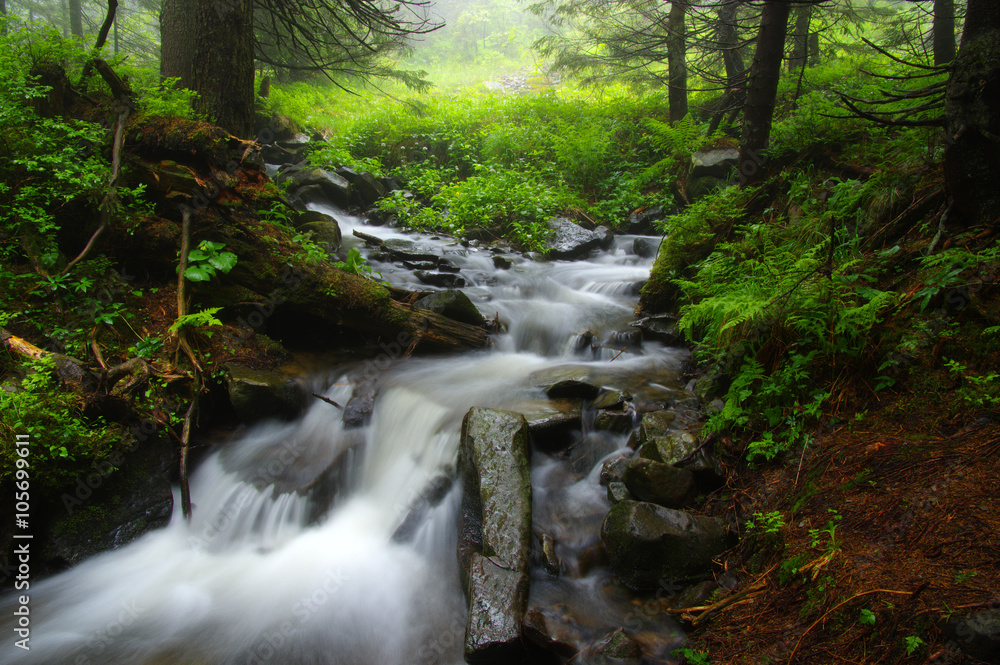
top-left (546, 379), bottom-right (602, 400)
top-left (415, 270), bottom-right (466, 288)
top-left (622, 458), bottom-right (694, 508)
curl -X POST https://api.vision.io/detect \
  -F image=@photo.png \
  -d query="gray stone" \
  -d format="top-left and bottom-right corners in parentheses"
top-left (277, 166), bottom-right (352, 208)
top-left (493, 255), bottom-right (514, 269)
top-left (601, 501), bottom-right (728, 589)
top-left (633, 236), bottom-right (659, 258)
top-left (631, 314), bottom-right (684, 346)
top-left (595, 628), bottom-right (642, 659)
top-left (946, 609), bottom-right (1000, 664)
top-left (626, 207), bottom-right (665, 235)
top-left (546, 379), bottom-right (602, 400)
top-left (294, 209), bottom-right (337, 229)
top-left (622, 458), bottom-right (694, 508)
top-left (639, 433), bottom-right (698, 466)
top-left (458, 408), bottom-right (532, 663)
top-left (607, 481), bottom-right (633, 504)
top-left (690, 148), bottom-right (740, 179)
top-left (600, 452), bottom-right (632, 486)
top-left (415, 270), bottom-right (466, 288)
top-left (594, 225), bottom-right (615, 249)
top-left (297, 220), bottom-right (342, 257)
top-left (414, 290), bottom-right (484, 327)
top-left (545, 218), bottom-right (605, 260)
top-left (225, 362), bottom-right (306, 422)
top-left (337, 167), bottom-right (386, 205)
top-left (594, 411), bottom-right (635, 433)
top-left (592, 388), bottom-right (632, 411)
top-left (638, 411), bottom-right (677, 445)
top-left (382, 238), bottom-right (440, 263)
top-left (343, 380), bottom-right (377, 429)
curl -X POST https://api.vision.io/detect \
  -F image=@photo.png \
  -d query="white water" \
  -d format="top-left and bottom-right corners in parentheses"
top-left (1, 209), bottom-right (687, 665)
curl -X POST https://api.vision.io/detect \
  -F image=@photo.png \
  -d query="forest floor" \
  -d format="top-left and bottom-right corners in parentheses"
top-left (685, 386), bottom-right (1000, 664)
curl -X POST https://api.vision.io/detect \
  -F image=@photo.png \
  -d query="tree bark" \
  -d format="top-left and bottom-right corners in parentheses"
top-left (668, 1), bottom-right (688, 123)
top-left (190, 0), bottom-right (256, 137)
top-left (718, 0), bottom-right (745, 91)
top-left (788, 5), bottom-right (813, 72)
top-left (933, 0), bottom-right (956, 66)
top-left (739, 0), bottom-right (791, 187)
top-left (944, 0), bottom-right (1000, 225)
top-left (69, 0), bottom-right (83, 37)
top-left (159, 0), bottom-right (196, 88)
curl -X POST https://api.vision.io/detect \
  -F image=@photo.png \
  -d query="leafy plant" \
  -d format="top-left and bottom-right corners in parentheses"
top-left (944, 359), bottom-right (1000, 409)
top-left (902, 635), bottom-right (925, 656)
top-left (859, 609), bottom-right (877, 626)
top-left (335, 247), bottom-right (383, 281)
top-left (169, 307), bottom-right (224, 333)
top-left (745, 511), bottom-right (786, 537)
top-left (670, 648), bottom-right (712, 665)
top-left (183, 241), bottom-right (237, 282)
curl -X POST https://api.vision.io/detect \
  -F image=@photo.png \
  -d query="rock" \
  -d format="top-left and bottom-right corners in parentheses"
top-left (540, 532), bottom-right (560, 575)
top-left (44, 434), bottom-right (174, 567)
top-left (690, 148), bottom-right (740, 179)
top-left (626, 207), bottom-right (665, 235)
top-left (622, 458), bottom-right (694, 508)
top-left (601, 501), bottom-right (728, 589)
top-left (522, 398), bottom-right (582, 453)
top-left (523, 608), bottom-right (584, 658)
top-left (493, 255), bottom-right (514, 269)
top-left (672, 580), bottom-right (718, 609)
top-left (415, 270), bottom-right (466, 288)
top-left (438, 257), bottom-right (461, 273)
top-left (414, 290), bottom-right (484, 327)
top-left (297, 220), bottom-right (342, 257)
top-left (686, 175), bottom-right (729, 202)
top-left (458, 408), bottom-right (532, 664)
top-left (545, 218), bottom-right (605, 260)
top-left (289, 183), bottom-right (329, 210)
top-left (594, 225), bottom-right (615, 249)
top-left (600, 452), bottom-right (632, 486)
top-left (392, 473), bottom-right (453, 543)
top-left (402, 259), bottom-right (438, 271)
top-left (639, 433), bottom-right (698, 466)
top-left (546, 379), bottom-right (602, 400)
top-left (705, 399), bottom-right (725, 415)
top-left (276, 166), bottom-right (352, 208)
top-left (343, 380), bottom-right (378, 428)
top-left (382, 237), bottom-right (440, 263)
top-left (225, 362), bottom-right (306, 422)
top-left (592, 389), bottom-right (632, 411)
top-left (294, 209), bottom-right (338, 229)
top-left (633, 237), bottom-right (659, 258)
top-left (945, 609), bottom-right (1000, 664)
top-left (638, 411), bottom-right (677, 444)
top-left (337, 167), bottom-right (387, 205)
top-left (595, 628), bottom-right (642, 659)
top-left (631, 314), bottom-right (684, 346)
top-left (607, 481), bottom-right (633, 504)
top-left (594, 411), bottom-right (635, 433)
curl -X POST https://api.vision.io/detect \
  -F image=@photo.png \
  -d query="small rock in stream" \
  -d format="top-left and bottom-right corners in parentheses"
top-left (415, 270), bottom-right (466, 288)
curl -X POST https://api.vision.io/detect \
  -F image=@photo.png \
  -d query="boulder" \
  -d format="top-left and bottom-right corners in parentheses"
top-left (640, 433), bottom-right (698, 466)
top-left (633, 237), bottom-right (659, 258)
top-left (414, 290), bottom-right (484, 327)
top-left (492, 255), bottom-right (514, 270)
top-left (594, 628), bottom-right (642, 659)
top-left (594, 225), bottom-right (615, 249)
top-left (638, 411), bottom-right (677, 444)
top-left (593, 411), bottom-right (635, 433)
top-left (591, 388), bottom-right (632, 411)
top-left (276, 166), bottom-right (352, 208)
top-left (599, 452), bottom-right (632, 486)
top-left (522, 398), bottom-right (582, 453)
top-left (458, 408), bottom-right (532, 664)
top-left (626, 207), bottom-right (666, 235)
top-left (225, 362), bottom-right (306, 422)
top-left (631, 314), bottom-right (684, 346)
top-left (382, 238), bottom-right (440, 263)
top-left (546, 379), bottom-right (602, 400)
top-left (690, 148), bottom-right (740, 179)
top-left (343, 380), bottom-right (378, 429)
top-left (44, 434), bottom-right (175, 567)
top-left (289, 183), bottom-right (328, 210)
top-left (392, 473), bottom-right (453, 543)
top-left (415, 270), bottom-right (466, 288)
top-left (601, 500), bottom-right (727, 589)
top-left (294, 209), bottom-right (338, 229)
top-left (945, 609), bottom-right (1000, 664)
top-left (297, 220), bottom-right (342, 257)
top-left (622, 458), bottom-right (694, 508)
top-left (337, 167), bottom-right (387, 205)
top-left (545, 218), bottom-right (605, 260)
top-left (607, 481), bottom-right (633, 504)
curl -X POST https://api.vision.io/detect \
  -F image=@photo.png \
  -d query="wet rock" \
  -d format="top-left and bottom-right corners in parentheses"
top-left (600, 452), bottom-right (632, 486)
top-left (336, 167), bottom-right (386, 205)
top-left (690, 148), bottom-right (740, 179)
top-left (343, 380), bottom-right (378, 428)
top-left (626, 207), bottom-right (665, 235)
top-left (225, 362), bottom-right (306, 422)
top-left (601, 500), bottom-right (727, 589)
top-left (414, 290), bottom-right (484, 327)
top-left (632, 236), bottom-right (659, 258)
top-left (545, 218), bottom-right (606, 260)
top-left (638, 411), bottom-right (677, 444)
top-left (402, 259), bottom-right (438, 271)
top-left (288, 183), bottom-right (328, 210)
top-left (523, 608), bottom-right (583, 658)
top-left (458, 408), bottom-right (532, 663)
top-left (276, 166), bottom-right (352, 208)
top-left (392, 473), bottom-right (453, 543)
top-left (594, 225), bottom-right (615, 250)
top-left (293, 209), bottom-right (337, 229)
top-left (382, 238), bottom-right (440, 263)
top-left (438, 257), bottom-right (462, 273)
top-left (493, 255), bottom-right (514, 269)
top-left (591, 388), bottom-right (632, 411)
top-left (297, 220), bottom-right (342, 257)
top-left (671, 580), bottom-right (718, 609)
top-left (44, 434), bottom-right (174, 567)
top-left (622, 458), bottom-right (694, 508)
top-left (523, 398), bottom-right (582, 453)
top-left (593, 411), bottom-right (635, 434)
top-left (595, 628), bottom-right (642, 659)
top-left (639, 433), bottom-right (697, 466)
top-left (540, 532), bottom-right (560, 575)
top-left (415, 270), bottom-right (466, 288)
top-left (945, 609), bottom-right (1000, 664)
top-left (607, 482), bottom-right (633, 504)
top-left (631, 314), bottom-right (684, 346)
top-left (546, 379), bottom-right (602, 400)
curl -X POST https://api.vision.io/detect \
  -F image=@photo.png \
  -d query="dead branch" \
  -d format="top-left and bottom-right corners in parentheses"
top-left (312, 392), bottom-right (343, 409)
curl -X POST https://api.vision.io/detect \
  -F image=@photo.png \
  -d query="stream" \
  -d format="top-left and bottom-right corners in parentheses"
top-left (2, 205), bottom-right (692, 664)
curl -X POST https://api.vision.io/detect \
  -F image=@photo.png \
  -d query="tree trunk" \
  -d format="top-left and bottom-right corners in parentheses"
top-left (668, 1), bottom-right (688, 123)
top-left (944, 0), bottom-right (1000, 225)
top-left (718, 0), bottom-right (745, 91)
top-left (159, 0), bottom-right (195, 88)
top-left (808, 32), bottom-right (820, 66)
top-left (190, 0), bottom-right (255, 137)
top-left (739, 0), bottom-right (790, 187)
top-left (69, 0), bottom-right (83, 37)
top-left (933, 0), bottom-right (956, 66)
top-left (788, 5), bottom-right (813, 72)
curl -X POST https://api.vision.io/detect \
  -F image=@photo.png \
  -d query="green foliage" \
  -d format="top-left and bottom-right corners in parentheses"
top-left (335, 247), bottom-right (383, 281)
top-left (809, 509), bottom-right (842, 556)
top-left (169, 307), bottom-right (224, 333)
top-left (745, 510), bottom-right (786, 536)
top-left (916, 245), bottom-right (1000, 312)
top-left (670, 648), bottom-right (712, 665)
top-left (183, 241), bottom-right (238, 282)
top-left (943, 359), bottom-right (1000, 409)
top-left (902, 635), bottom-right (925, 656)
top-left (859, 609), bottom-right (877, 626)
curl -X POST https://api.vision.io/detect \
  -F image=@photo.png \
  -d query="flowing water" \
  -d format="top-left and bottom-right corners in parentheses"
top-left (2, 206), bottom-right (689, 664)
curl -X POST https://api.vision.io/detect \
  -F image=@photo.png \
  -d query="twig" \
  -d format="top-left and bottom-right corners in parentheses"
top-left (179, 397), bottom-right (197, 521)
top-left (610, 346), bottom-right (628, 362)
top-left (312, 392), bottom-right (343, 409)
top-left (786, 589), bottom-right (913, 664)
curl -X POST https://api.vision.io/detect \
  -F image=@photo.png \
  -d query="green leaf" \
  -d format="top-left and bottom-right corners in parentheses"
top-left (184, 265), bottom-right (215, 282)
top-left (187, 249), bottom-right (210, 261)
top-left (208, 251), bottom-right (238, 273)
